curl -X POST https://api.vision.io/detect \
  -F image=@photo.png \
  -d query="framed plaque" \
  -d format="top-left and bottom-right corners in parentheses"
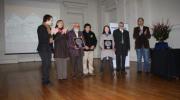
top-left (104, 40), bottom-right (113, 49)
top-left (74, 37), bottom-right (85, 48)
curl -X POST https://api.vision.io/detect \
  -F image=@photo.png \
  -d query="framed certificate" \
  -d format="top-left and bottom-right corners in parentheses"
top-left (74, 37), bottom-right (85, 48)
top-left (104, 40), bottom-right (113, 49)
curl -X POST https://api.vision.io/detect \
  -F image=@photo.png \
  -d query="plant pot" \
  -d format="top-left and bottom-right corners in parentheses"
top-left (154, 41), bottom-right (169, 50)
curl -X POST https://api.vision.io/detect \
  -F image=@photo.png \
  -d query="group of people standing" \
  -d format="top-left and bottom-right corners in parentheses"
top-left (37, 14), bottom-right (151, 85)
top-left (37, 14), bottom-right (97, 84)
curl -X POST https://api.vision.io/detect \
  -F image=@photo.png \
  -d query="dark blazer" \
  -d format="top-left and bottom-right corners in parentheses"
top-left (83, 31), bottom-right (97, 51)
top-left (133, 26), bottom-right (151, 49)
top-left (113, 29), bottom-right (130, 55)
top-left (67, 29), bottom-right (84, 57)
top-left (54, 30), bottom-right (69, 58)
top-left (37, 25), bottom-right (51, 52)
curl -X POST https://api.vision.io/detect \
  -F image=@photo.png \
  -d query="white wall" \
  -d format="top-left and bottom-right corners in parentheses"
top-left (0, 0), bottom-right (180, 64)
top-left (150, 0), bottom-right (180, 48)
top-left (5, 0), bottom-right (61, 54)
top-left (0, 0), bottom-right (99, 64)
top-left (0, 0), bottom-right (62, 63)
top-left (136, 0), bottom-right (180, 60)
top-left (59, 0), bottom-right (99, 58)
top-left (99, 0), bottom-right (180, 61)
top-left (0, 0), bottom-right (18, 64)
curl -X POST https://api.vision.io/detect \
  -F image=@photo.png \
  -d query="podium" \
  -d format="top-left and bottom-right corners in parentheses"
top-left (151, 49), bottom-right (180, 79)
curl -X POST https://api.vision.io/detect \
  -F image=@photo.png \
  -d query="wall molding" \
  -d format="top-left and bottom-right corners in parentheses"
top-left (63, 1), bottom-right (88, 8)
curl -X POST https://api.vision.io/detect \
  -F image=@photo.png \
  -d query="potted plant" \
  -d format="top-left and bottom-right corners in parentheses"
top-left (152, 20), bottom-right (173, 49)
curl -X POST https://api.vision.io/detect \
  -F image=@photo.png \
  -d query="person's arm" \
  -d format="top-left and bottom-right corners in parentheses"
top-left (93, 33), bottom-right (97, 47)
top-left (82, 33), bottom-right (88, 48)
top-left (81, 32), bottom-right (86, 49)
top-left (65, 29), bottom-right (69, 40)
top-left (84, 38), bottom-right (89, 50)
top-left (37, 26), bottom-right (49, 44)
top-left (90, 32), bottom-right (97, 49)
top-left (133, 27), bottom-right (139, 40)
top-left (67, 31), bottom-right (75, 49)
top-left (112, 36), bottom-right (115, 51)
top-left (126, 31), bottom-right (130, 50)
top-left (113, 30), bottom-right (116, 49)
top-left (99, 35), bottom-right (104, 49)
top-left (144, 27), bottom-right (151, 39)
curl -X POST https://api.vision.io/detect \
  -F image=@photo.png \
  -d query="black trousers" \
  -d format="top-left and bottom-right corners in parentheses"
top-left (116, 53), bottom-right (126, 72)
top-left (70, 55), bottom-right (83, 77)
top-left (39, 51), bottom-right (52, 83)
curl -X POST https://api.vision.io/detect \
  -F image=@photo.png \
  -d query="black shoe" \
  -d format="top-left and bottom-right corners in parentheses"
top-left (137, 71), bottom-right (142, 74)
top-left (145, 72), bottom-right (150, 75)
top-left (116, 69), bottom-right (120, 72)
top-left (121, 71), bottom-right (127, 74)
top-left (42, 80), bottom-right (50, 85)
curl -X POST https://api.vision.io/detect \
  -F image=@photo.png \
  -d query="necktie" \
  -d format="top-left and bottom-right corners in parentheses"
top-left (121, 30), bottom-right (124, 44)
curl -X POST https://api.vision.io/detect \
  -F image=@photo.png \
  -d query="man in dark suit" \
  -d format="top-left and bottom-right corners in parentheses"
top-left (133, 17), bottom-right (151, 73)
top-left (37, 14), bottom-right (53, 85)
top-left (113, 22), bottom-right (130, 73)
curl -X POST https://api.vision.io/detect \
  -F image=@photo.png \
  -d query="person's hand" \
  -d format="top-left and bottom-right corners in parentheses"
top-left (101, 48), bottom-right (105, 51)
top-left (139, 30), bottom-right (143, 36)
top-left (144, 29), bottom-right (147, 35)
top-left (51, 28), bottom-right (58, 35)
top-left (85, 46), bottom-right (89, 50)
top-left (113, 48), bottom-right (116, 52)
top-left (49, 38), bottom-right (54, 43)
top-left (62, 28), bottom-right (68, 34)
top-left (90, 46), bottom-right (95, 50)
top-left (74, 45), bottom-right (79, 49)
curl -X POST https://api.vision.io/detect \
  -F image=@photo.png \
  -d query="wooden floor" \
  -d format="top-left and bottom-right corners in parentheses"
top-left (0, 60), bottom-right (180, 100)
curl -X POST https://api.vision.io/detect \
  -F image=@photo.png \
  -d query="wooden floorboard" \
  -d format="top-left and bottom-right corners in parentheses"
top-left (0, 61), bottom-right (180, 100)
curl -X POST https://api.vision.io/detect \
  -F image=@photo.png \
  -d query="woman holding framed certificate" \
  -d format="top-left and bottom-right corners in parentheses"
top-left (99, 25), bottom-right (115, 76)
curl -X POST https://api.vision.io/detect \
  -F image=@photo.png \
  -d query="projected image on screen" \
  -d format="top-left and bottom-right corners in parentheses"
top-left (4, 0), bottom-right (60, 54)
top-left (5, 14), bottom-right (41, 54)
